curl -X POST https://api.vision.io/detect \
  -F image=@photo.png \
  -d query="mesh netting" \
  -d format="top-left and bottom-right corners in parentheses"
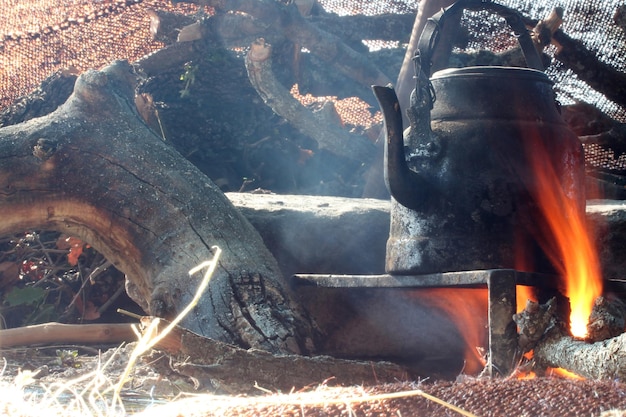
top-left (584, 143), bottom-right (626, 174)
top-left (1, 0), bottom-right (626, 174)
top-left (0, 0), bottom-right (198, 110)
top-left (468, 1), bottom-right (626, 120)
top-left (2, 0), bottom-right (624, 113)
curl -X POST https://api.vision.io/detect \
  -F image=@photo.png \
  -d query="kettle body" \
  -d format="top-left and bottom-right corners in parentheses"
top-left (373, 1), bottom-right (585, 274)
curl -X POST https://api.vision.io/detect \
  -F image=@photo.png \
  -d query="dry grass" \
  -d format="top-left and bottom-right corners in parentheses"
top-left (0, 245), bottom-right (481, 417)
top-left (0, 248), bottom-right (222, 417)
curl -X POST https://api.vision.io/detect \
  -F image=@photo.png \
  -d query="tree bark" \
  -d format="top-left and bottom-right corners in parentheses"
top-left (535, 331), bottom-right (626, 380)
top-left (0, 60), bottom-right (317, 355)
top-left (142, 317), bottom-right (409, 394)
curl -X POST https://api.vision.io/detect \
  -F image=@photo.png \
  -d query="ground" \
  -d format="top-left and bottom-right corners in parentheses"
top-left (3, 344), bottom-right (626, 416)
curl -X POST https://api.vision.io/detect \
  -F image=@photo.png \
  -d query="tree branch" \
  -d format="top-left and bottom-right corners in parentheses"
top-left (0, 60), bottom-right (318, 354)
top-left (245, 38), bottom-right (375, 162)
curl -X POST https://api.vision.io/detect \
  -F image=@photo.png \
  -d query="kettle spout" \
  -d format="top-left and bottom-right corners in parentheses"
top-left (372, 85), bottom-right (435, 211)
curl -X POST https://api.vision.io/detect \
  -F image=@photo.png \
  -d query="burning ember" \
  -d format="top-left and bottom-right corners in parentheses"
top-left (524, 134), bottom-right (603, 338)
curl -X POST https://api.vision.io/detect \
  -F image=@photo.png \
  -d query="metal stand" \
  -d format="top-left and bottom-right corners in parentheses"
top-left (293, 269), bottom-right (559, 376)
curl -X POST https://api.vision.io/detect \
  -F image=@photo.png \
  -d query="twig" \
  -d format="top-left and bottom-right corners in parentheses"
top-left (87, 260), bottom-right (112, 283)
top-left (116, 308), bottom-right (143, 320)
top-left (0, 322), bottom-right (136, 348)
top-left (96, 284), bottom-right (125, 316)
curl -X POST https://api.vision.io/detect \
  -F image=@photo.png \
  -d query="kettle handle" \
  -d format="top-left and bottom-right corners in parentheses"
top-left (417, 0), bottom-right (544, 79)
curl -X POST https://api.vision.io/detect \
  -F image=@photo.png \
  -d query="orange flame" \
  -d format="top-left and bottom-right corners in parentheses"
top-left (420, 288), bottom-right (488, 374)
top-left (525, 136), bottom-right (602, 338)
top-left (551, 367), bottom-right (584, 380)
top-left (516, 285), bottom-right (537, 313)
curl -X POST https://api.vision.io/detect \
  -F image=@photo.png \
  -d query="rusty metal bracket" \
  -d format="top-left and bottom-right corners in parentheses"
top-left (485, 270), bottom-right (518, 376)
top-left (293, 269), bottom-right (560, 377)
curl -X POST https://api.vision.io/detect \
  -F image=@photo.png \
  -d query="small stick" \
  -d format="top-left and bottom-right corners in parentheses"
top-left (116, 308), bottom-right (143, 321)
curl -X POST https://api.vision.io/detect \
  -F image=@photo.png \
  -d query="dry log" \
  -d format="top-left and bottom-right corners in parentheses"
top-left (579, 124), bottom-right (626, 156)
top-left (587, 295), bottom-right (626, 342)
top-left (150, 9), bottom-right (414, 49)
top-left (141, 317), bottom-right (410, 394)
top-left (245, 38), bottom-right (375, 163)
top-left (0, 322), bottom-right (136, 348)
top-left (312, 13), bottom-right (415, 44)
top-left (0, 60), bottom-right (317, 355)
top-left (535, 331), bottom-right (626, 380)
top-left (175, 0), bottom-right (391, 90)
top-left (552, 30), bottom-right (626, 108)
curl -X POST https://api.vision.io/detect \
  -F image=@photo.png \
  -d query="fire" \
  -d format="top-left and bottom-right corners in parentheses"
top-left (516, 285), bottom-right (536, 314)
top-left (525, 135), bottom-right (603, 338)
top-left (420, 288), bottom-right (488, 374)
top-left (551, 367), bottom-right (584, 380)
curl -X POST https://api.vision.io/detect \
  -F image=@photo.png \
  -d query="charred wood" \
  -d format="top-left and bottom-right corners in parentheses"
top-left (515, 297), bottom-right (626, 379)
top-left (587, 295), bottom-right (626, 342)
top-left (513, 298), bottom-right (563, 353)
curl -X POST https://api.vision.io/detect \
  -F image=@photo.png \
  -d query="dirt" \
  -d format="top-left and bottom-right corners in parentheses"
top-left (0, 343), bottom-right (182, 397)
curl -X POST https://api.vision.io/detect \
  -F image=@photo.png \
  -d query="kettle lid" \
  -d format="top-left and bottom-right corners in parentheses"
top-left (431, 66), bottom-right (553, 84)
